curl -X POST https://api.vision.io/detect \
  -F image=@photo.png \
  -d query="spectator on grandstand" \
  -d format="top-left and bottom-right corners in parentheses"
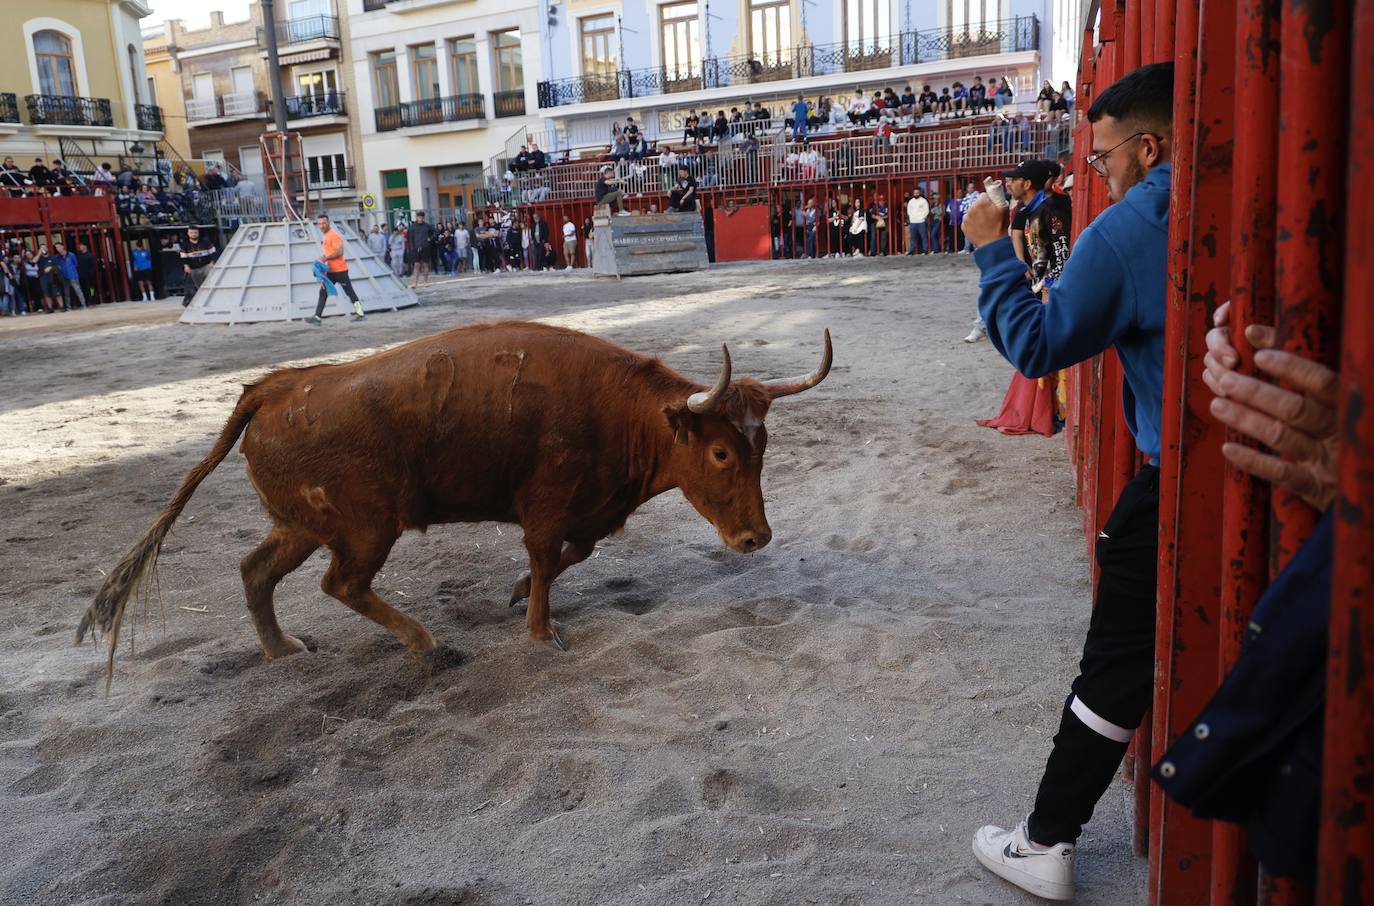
top-left (995, 76), bottom-right (1015, 109)
top-left (847, 88), bottom-right (871, 124)
top-left (791, 94), bottom-right (810, 141)
top-left (951, 81), bottom-right (969, 117)
top-left (969, 76), bottom-right (989, 113)
top-left (669, 166), bottom-right (698, 212)
top-left (711, 110), bottom-right (729, 142)
top-left (1061, 81), bottom-right (1076, 115)
top-left (28, 158), bottom-right (51, 191)
top-left (729, 107), bottom-right (743, 125)
top-left (594, 164), bottom-right (631, 216)
top-left (828, 98), bottom-right (848, 127)
top-left (905, 188), bottom-right (930, 255)
top-left (91, 161), bottom-right (115, 191)
top-left (798, 141), bottom-right (821, 180)
top-left (50, 160), bottom-right (76, 194)
top-left (203, 166), bottom-right (227, 191)
top-left (874, 119), bottom-right (895, 152)
top-left (1, 157), bottom-right (30, 195)
top-left (752, 101), bottom-right (771, 121)
top-left (937, 86), bottom-right (953, 117)
top-left (1038, 80), bottom-right (1056, 112)
top-left (918, 84), bottom-right (938, 119)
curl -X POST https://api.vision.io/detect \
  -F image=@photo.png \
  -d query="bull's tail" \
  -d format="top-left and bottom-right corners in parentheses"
top-left (77, 383), bottom-right (265, 690)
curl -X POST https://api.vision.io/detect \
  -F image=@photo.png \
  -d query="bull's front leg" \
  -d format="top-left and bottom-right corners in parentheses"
top-left (509, 539), bottom-right (597, 607)
top-left (522, 535), bottom-right (568, 651)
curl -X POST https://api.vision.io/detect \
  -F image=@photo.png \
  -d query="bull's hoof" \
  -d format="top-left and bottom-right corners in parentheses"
top-left (509, 574), bottom-right (531, 608)
top-left (531, 623), bottom-right (567, 652)
top-left (422, 643), bottom-right (467, 671)
top-left (262, 634), bottom-right (309, 659)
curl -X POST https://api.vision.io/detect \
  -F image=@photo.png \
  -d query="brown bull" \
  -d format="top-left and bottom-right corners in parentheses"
top-left (78, 320), bottom-right (831, 677)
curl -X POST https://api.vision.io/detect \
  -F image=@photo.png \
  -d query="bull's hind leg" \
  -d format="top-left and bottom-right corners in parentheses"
top-left (320, 531), bottom-right (436, 656)
top-left (240, 523), bottom-right (320, 658)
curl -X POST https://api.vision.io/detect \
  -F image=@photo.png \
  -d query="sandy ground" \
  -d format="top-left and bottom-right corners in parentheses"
top-left (0, 257), bottom-right (1146, 906)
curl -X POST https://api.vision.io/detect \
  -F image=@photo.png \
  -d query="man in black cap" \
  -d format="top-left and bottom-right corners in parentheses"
top-left (594, 165), bottom-right (630, 216)
top-left (408, 211), bottom-right (434, 288)
top-left (1001, 159), bottom-right (1054, 264)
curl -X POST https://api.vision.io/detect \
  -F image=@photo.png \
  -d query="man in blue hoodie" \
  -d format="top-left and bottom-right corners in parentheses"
top-left (959, 62), bottom-right (1175, 901)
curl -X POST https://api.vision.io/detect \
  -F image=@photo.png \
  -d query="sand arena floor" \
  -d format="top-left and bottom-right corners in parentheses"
top-left (0, 256), bottom-right (1145, 905)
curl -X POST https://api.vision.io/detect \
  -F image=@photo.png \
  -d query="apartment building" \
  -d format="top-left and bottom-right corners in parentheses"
top-left (533, 0), bottom-right (1071, 150)
top-left (347, 0), bottom-right (545, 213)
top-left (0, 1), bottom-right (164, 171)
top-left (150, 1), bottom-right (362, 203)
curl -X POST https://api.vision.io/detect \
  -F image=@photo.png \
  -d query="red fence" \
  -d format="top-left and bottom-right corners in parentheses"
top-left (1067, 1), bottom-right (1371, 903)
top-left (0, 194), bottom-right (131, 305)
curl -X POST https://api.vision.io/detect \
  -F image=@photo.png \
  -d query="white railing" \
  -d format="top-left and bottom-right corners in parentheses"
top-left (495, 116), bottom-right (1072, 204)
top-left (185, 97), bottom-right (218, 121)
top-left (222, 92), bottom-right (262, 116)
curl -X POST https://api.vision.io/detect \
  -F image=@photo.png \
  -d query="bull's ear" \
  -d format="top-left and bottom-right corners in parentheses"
top-left (662, 403), bottom-right (695, 445)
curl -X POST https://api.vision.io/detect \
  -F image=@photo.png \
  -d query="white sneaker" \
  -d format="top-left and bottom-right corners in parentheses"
top-left (565, 265), bottom-right (573, 272)
top-left (963, 324), bottom-right (985, 343)
top-left (616, 211), bottom-right (633, 217)
top-left (972, 820), bottom-right (1074, 901)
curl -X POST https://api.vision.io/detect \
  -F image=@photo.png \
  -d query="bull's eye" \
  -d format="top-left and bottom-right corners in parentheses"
top-left (712, 448), bottom-right (729, 463)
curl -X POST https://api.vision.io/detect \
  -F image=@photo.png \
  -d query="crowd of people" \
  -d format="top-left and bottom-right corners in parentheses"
top-left (2, 154), bottom-right (221, 230)
top-left (362, 209), bottom-right (595, 283)
top-left (0, 237), bottom-right (99, 315)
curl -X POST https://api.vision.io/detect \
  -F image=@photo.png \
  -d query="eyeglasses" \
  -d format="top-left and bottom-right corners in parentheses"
top-left (1085, 132), bottom-right (1158, 175)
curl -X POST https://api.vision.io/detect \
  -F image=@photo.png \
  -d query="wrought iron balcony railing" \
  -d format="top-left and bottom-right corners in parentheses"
top-left (494, 89), bottom-right (526, 118)
top-left (362, 0), bottom-right (388, 10)
top-left (24, 94), bottom-right (115, 127)
top-left (285, 91), bottom-right (346, 119)
top-left (537, 15), bottom-right (1039, 108)
top-left (135, 103), bottom-right (164, 132)
top-left (0, 93), bottom-right (18, 124)
top-left (374, 93), bottom-right (484, 131)
top-left (273, 15), bottom-right (340, 45)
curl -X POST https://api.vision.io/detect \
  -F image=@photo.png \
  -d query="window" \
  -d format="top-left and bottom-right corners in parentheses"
top-left (410, 43), bottom-right (439, 100)
top-left (948, 0), bottom-right (1004, 33)
top-left (307, 152), bottom-right (347, 186)
top-left (493, 29), bottom-right (523, 92)
top-left (147, 76), bottom-right (157, 104)
top-left (296, 69), bottom-right (338, 97)
top-left (659, 2), bottom-right (700, 79)
top-left (238, 144), bottom-right (263, 176)
top-left (34, 30), bottom-right (78, 96)
top-left (128, 44), bottom-right (142, 103)
top-left (372, 51), bottom-right (399, 107)
top-left (231, 66), bottom-right (254, 96)
top-left (748, 0), bottom-right (791, 67)
top-left (448, 38), bottom-right (479, 96)
top-left (844, 0), bottom-right (889, 52)
top-left (579, 15), bottom-right (617, 80)
top-left (288, 0), bottom-right (330, 16)
top-left (192, 72), bottom-right (214, 101)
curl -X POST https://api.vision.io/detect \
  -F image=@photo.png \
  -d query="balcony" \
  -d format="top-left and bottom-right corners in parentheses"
top-left (0, 93), bottom-right (18, 124)
top-left (24, 94), bottom-right (114, 127)
top-left (135, 103), bottom-right (164, 132)
top-left (272, 15), bottom-right (340, 45)
top-left (307, 165), bottom-right (354, 190)
top-left (285, 91), bottom-right (346, 120)
top-left (186, 92), bottom-right (268, 124)
top-left (374, 93), bottom-right (483, 132)
top-left (536, 15), bottom-right (1039, 108)
top-left (362, 0), bottom-right (387, 9)
top-left (494, 89), bottom-right (526, 118)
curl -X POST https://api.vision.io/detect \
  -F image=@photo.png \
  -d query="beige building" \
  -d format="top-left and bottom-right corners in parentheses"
top-left (140, 22), bottom-right (190, 161)
top-left (0, 0), bottom-right (164, 177)
top-left (145, 2), bottom-right (363, 204)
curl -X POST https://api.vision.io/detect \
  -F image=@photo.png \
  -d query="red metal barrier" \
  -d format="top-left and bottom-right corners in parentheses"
top-left (1318, 5), bottom-right (1374, 904)
top-left (0, 194), bottom-right (130, 304)
top-left (1070, 0), bottom-right (1364, 903)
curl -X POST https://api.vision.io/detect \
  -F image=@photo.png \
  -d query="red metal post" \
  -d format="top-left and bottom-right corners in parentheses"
top-left (1210, 0), bottom-right (1281, 901)
top-left (1317, 4), bottom-right (1374, 902)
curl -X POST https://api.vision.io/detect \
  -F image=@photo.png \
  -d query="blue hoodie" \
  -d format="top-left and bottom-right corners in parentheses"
top-left (973, 163), bottom-right (1171, 464)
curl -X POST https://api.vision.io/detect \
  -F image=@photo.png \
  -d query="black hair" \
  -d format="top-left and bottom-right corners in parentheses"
top-left (1087, 61), bottom-right (1175, 134)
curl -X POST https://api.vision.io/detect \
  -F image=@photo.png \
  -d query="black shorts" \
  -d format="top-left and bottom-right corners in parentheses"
top-left (134, 269), bottom-right (153, 282)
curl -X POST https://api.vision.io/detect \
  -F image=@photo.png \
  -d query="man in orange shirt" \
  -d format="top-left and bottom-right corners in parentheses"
top-left (308, 213), bottom-right (365, 325)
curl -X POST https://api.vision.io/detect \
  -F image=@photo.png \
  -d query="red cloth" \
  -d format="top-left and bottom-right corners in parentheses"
top-left (977, 372), bottom-right (1058, 437)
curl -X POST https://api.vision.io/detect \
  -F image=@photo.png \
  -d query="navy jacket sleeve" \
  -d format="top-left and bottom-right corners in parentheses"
top-left (973, 220), bottom-right (1131, 379)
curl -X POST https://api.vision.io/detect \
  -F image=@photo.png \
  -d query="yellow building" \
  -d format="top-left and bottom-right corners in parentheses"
top-left (0, 0), bottom-right (165, 183)
top-left (141, 22), bottom-right (190, 161)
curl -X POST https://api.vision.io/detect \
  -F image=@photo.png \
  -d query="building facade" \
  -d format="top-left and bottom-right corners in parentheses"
top-left (346, 0), bottom-right (546, 214)
top-left (141, 22), bottom-right (191, 161)
top-left (0, 1), bottom-right (164, 176)
top-left (531, 0), bottom-right (1072, 151)
top-left (147, 1), bottom-right (363, 205)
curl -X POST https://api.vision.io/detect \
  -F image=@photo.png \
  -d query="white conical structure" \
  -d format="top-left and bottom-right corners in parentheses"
top-left (179, 221), bottom-right (418, 325)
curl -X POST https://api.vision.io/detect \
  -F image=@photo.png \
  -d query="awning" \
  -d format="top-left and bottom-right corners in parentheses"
top-left (279, 48), bottom-right (335, 65)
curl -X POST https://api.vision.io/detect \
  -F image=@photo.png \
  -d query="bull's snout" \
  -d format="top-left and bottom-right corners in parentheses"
top-left (728, 527), bottom-right (773, 553)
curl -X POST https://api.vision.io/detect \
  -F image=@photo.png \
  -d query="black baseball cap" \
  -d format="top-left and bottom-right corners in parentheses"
top-left (1001, 160), bottom-right (1054, 185)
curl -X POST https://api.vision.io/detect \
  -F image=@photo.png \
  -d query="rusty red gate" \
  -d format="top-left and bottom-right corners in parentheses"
top-left (1067, 1), bottom-right (1372, 904)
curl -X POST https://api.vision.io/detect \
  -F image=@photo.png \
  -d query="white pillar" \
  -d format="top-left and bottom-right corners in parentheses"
top-left (396, 47), bottom-right (413, 103)
top-left (437, 39), bottom-right (455, 99)
top-left (475, 35), bottom-right (496, 119)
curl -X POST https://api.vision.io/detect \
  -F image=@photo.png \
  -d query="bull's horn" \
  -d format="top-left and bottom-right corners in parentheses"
top-left (687, 344), bottom-right (732, 414)
top-left (765, 329), bottom-right (833, 399)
